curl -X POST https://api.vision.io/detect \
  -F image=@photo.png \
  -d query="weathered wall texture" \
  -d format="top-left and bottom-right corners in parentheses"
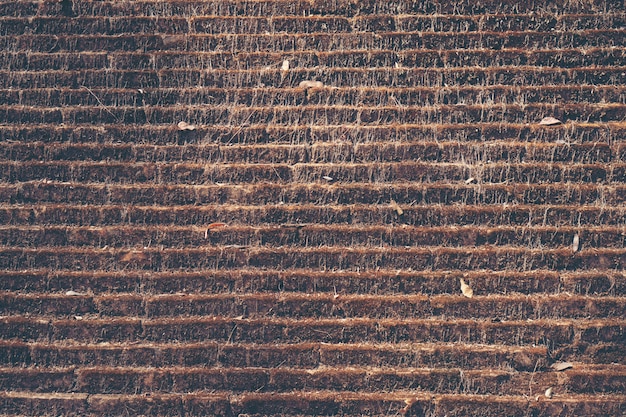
top-left (1, 0), bottom-right (625, 415)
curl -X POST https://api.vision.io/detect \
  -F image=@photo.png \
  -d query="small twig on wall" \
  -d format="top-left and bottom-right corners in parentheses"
top-left (528, 359), bottom-right (541, 398)
top-left (81, 85), bottom-right (120, 123)
top-left (225, 109), bottom-right (257, 145)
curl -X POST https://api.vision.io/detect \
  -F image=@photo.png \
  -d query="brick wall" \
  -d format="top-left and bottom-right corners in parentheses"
top-left (1, 1), bottom-right (625, 415)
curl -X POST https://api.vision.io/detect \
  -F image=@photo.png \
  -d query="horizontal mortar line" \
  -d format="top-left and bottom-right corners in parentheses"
top-left (0, 391), bottom-right (90, 400)
top-left (222, 390), bottom-right (626, 405)
top-left (0, 266), bottom-right (620, 278)
top-left (2, 223), bottom-right (623, 233)
top-left (153, 62), bottom-right (626, 72)
top-left (2, 173), bottom-right (615, 185)
top-left (20, 0), bottom-right (609, 6)
top-left (189, 12), bottom-right (625, 18)
top-left (0, 365), bottom-right (548, 375)
top-left (3, 180), bottom-right (621, 191)
top-left (3, 12), bottom-right (623, 20)
top-left (1, 390), bottom-right (626, 405)
top-left (3, 160), bottom-right (622, 169)
top-left (3, 64), bottom-right (626, 75)
top-left (188, 11), bottom-right (626, 18)
top-left (2, 291), bottom-right (624, 303)
top-left (5, 47), bottom-right (626, 61)
top-left (5, 28), bottom-right (624, 38)
top-left (3, 179), bottom-right (624, 190)
top-left (3, 103), bottom-right (624, 111)
top-left (5, 28), bottom-right (624, 36)
top-left (1, 112), bottom-right (623, 126)
top-left (10, 83), bottom-right (626, 92)
top-left (3, 202), bottom-right (624, 211)
top-left (2, 120), bottom-right (623, 130)
top-left (1, 390), bottom-right (625, 413)
top-left (0, 339), bottom-right (548, 352)
top-left (8, 45), bottom-right (621, 54)
top-left (2, 100), bottom-right (624, 111)
top-left (4, 139), bottom-right (619, 150)
top-left (13, 160), bottom-right (626, 168)
top-left (14, 15), bottom-right (626, 21)
top-left (2, 244), bottom-right (615, 253)
top-left (127, 62), bottom-right (626, 71)
top-left (0, 390), bottom-right (485, 402)
top-left (150, 65), bottom-right (626, 75)
top-left (5, 84), bottom-right (626, 93)
top-left (0, 314), bottom-right (606, 326)
top-left (17, 4), bottom-right (623, 14)
top-left (0, 126), bottom-right (500, 137)
top-left (0, 13), bottom-right (598, 25)
top-left (1, 122), bottom-right (622, 136)
top-left (0, 367), bottom-right (550, 382)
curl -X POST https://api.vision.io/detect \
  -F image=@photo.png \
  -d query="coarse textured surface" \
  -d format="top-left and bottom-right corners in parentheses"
top-left (1, 0), bottom-right (626, 415)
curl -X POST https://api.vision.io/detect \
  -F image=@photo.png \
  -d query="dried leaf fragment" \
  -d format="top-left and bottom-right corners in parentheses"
top-left (205, 222), bottom-right (227, 238)
top-left (161, 34), bottom-right (186, 47)
top-left (177, 121), bottom-right (196, 131)
top-left (65, 290), bottom-right (84, 296)
top-left (299, 80), bottom-right (324, 89)
top-left (390, 199), bottom-right (403, 215)
top-left (120, 250), bottom-right (149, 263)
top-left (281, 59), bottom-right (289, 71)
top-left (572, 234), bottom-right (579, 252)
top-left (224, 244), bottom-right (248, 250)
top-left (539, 116), bottom-right (562, 126)
top-left (544, 387), bottom-right (553, 398)
top-left (401, 398), bottom-right (416, 414)
top-left (460, 278), bottom-right (473, 298)
top-left (551, 361), bottom-right (573, 371)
